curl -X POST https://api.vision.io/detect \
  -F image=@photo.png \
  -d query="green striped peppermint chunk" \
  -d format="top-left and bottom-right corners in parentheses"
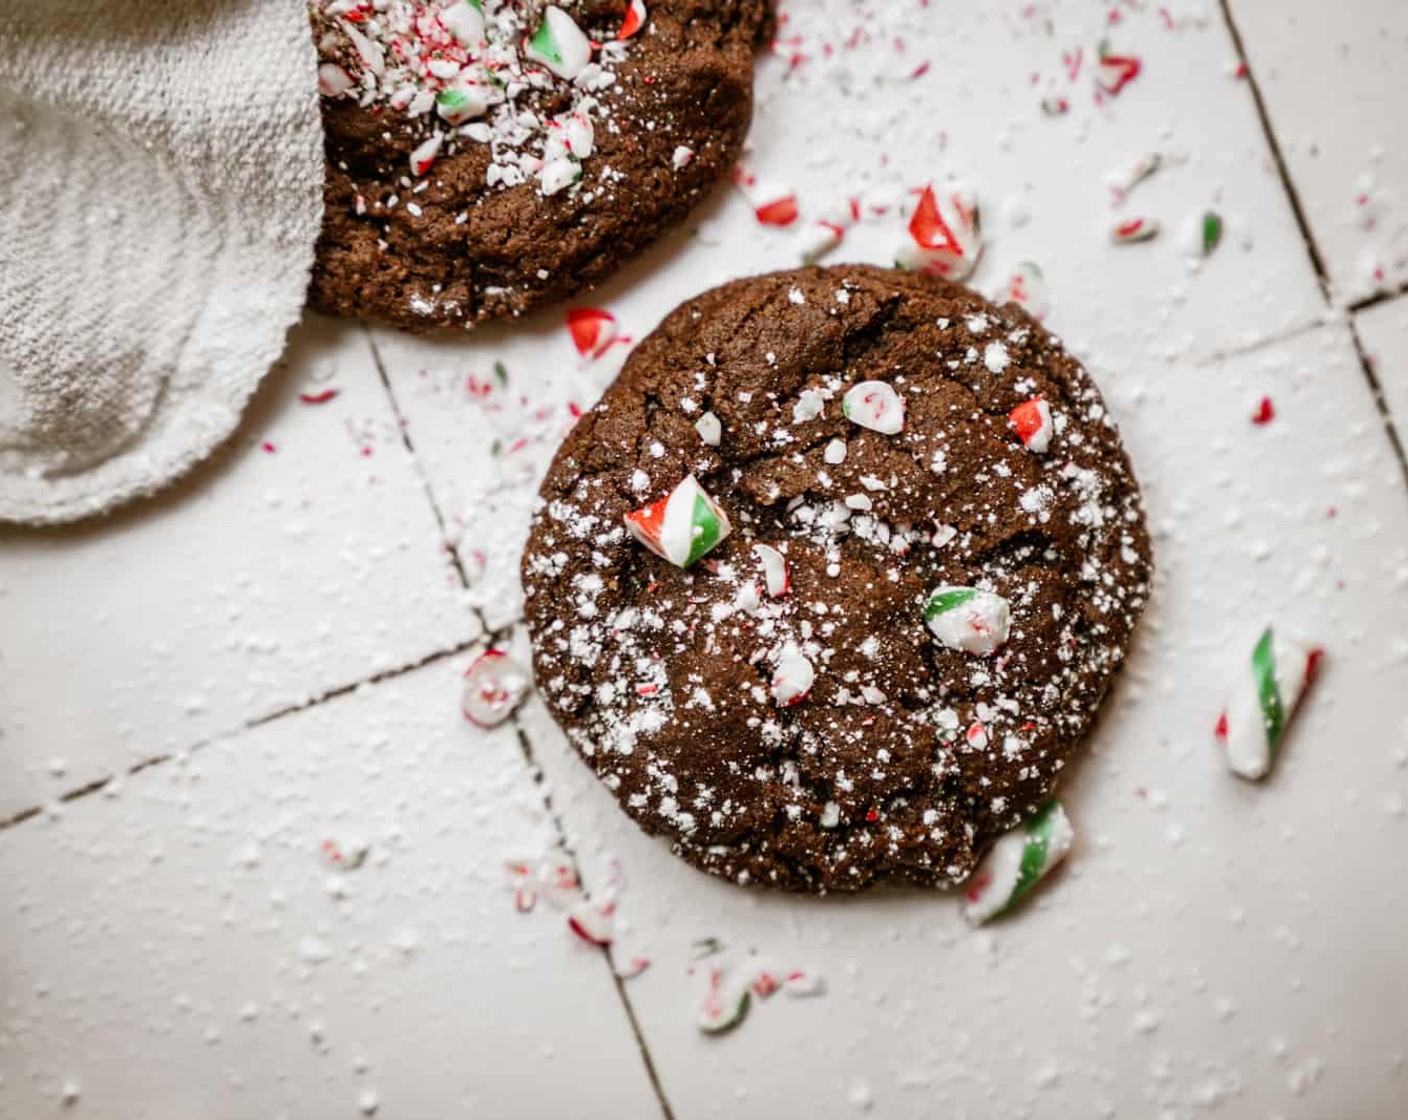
top-left (623, 475), bottom-right (731, 569)
top-left (525, 6), bottom-right (593, 81)
top-left (1218, 626), bottom-right (1321, 781)
top-left (923, 585), bottom-right (1011, 656)
top-left (963, 800), bottom-right (1074, 926)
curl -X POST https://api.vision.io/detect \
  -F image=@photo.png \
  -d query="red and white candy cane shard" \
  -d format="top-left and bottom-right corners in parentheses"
top-left (460, 649), bottom-right (530, 728)
top-left (436, 82), bottom-right (489, 125)
top-left (617, 0), bottom-right (647, 39)
top-left (318, 62), bottom-right (356, 97)
top-left (782, 969), bottom-right (826, 997)
top-left (1111, 216), bottom-right (1159, 244)
top-left (696, 967), bottom-right (751, 1035)
top-left (537, 858), bottom-right (584, 909)
top-left (753, 543), bottom-right (790, 598)
top-left (1215, 627), bottom-right (1323, 781)
top-left (963, 800), bottom-right (1074, 925)
top-left (755, 193), bottom-right (800, 228)
top-left (751, 970), bottom-right (781, 999)
top-left (695, 411), bottom-right (722, 447)
top-left (615, 956), bottom-right (651, 980)
top-left (525, 6), bottom-right (593, 81)
top-left (770, 643), bottom-right (815, 707)
top-left (842, 380), bottom-right (905, 434)
top-left (566, 898), bottom-right (616, 946)
top-left (898, 184), bottom-right (982, 281)
top-left (1008, 397), bottom-right (1054, 452)
top-left (923, 586), bottom-right (1012, 656)
top-left (1096, 50), bottom-right (1142, 96)
top-left (1005, 261), bottom-right (1049, 319)
top-left (624, 475), bottom-right (732, 568)
top-left (319, 835), bottom-right (369, 871)
top-left (567, 307), bottom-right (619, 360)
top-left (410, 133), bottom-right (443, 176)
top-left (1107, 152), bottom-right (1162, 204)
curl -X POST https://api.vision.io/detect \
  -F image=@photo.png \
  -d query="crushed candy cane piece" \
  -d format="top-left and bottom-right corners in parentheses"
top-left (1004, 262), bottom-right (1049, 319)
top-left (319, 835), bottom-right (369, 871)
top-left (1096, 48), bottom-right (1142, 96)
top-left (690, 937), bottom-right (724, 960)
top-left (842, 381), bottom-right (904, 434)
top-left (1009, 397), bottom-right (1054, 452)
top-left (525, 6), bottom-right (593, 81)
top-left (567, 307), bottom-right (619, 360)
top-left (1107, 152), bottom-right (1162, 204)
top-left (963, 800), bottom-right (1074, 925)
top-left (460, 649), bottom-right (530, 728)
top-left (695, 411), bottom-right (722, 446)
top-left (1200, 211), bottom-right (1224, 256)
top-left (615, 956), bottom-right (651, 979)
top-left (618, 0), bottom-right (647, 39)
top-left (409, 133), bottom-right (443, 176)
top-left (625, 475), bottom-right (731, 568)
top-left (317, 63), bottom-right (356, 97)
top-left (1216, 628), bottom-right (1323, 781)
top-left (782, 969), bottom-right (826, 998)
top-left (566, 898), bottom-right (616, 946)
top-left (755, 194), bottom-right (800, 227)
top-left (770, 643), bottom-right (814, 706)
top-left (697, 967), bottom-right (751, 1035)
top-left (1252, 396), bottom-right (1275, 425)
top-left (753, 544), bottom-right (790, 598)
top-left (898, 184), bottom-right (982, 281)
top-left (440, 0), bottom-right (486, 47)
top-left (1111, 217), bottom-right (1158, 244)
top-left (436, 82), bottom-right (489, 125)
top-left (924, 587), bottom-right (1012, 656)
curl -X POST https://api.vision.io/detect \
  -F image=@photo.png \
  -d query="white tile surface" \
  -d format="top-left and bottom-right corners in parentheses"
top-left (518, 321), bottom-right (1408, 1119)
top-left (0, 316), bottom-right (477, 819)
top-left (0, 658), bottom-right (661, 1120)
top-left (1231, 0), bottom-right (1408, 303)
top-left (1356, 294), bottom-right (1408, 433)
top-left (378, 0), bottom-right (1325, 627)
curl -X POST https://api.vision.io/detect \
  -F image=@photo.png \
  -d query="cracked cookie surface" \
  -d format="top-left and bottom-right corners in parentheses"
top-left (522, 264), bottom-right (1153, 892)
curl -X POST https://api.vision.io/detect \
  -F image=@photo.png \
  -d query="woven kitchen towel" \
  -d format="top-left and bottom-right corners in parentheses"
top-left (0, 0), bottom-right (324, 525)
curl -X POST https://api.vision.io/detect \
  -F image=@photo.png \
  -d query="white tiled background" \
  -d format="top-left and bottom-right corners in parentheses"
top-left (3, 2), bottom-right (1407, 1117)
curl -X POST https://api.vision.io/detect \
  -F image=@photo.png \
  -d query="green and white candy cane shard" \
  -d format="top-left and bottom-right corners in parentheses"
top-left (696, 968), bottom-right (751, 1035)
top-left (436, 83), bottom-right (488, 126)
top-left (525, 6), bottom-right (593, 81)
top-left (963, 800), bottom-right (1075, 926)
top-left (923, 586), bottom-right (1011, 656)
top-left (1217, 627), bottom-right (1322, 781)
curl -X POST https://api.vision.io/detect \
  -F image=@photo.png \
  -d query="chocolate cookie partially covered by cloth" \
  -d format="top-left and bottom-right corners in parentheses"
top-left (308, 0), bottom-right (770, 330)
top-left (522, 265), bottom-right (1153, 892)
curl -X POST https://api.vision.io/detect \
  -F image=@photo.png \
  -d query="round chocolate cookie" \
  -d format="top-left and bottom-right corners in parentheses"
top-left (307, 0), bottom-right (769, 330)
top-left (522, 265), bottom-right (1153, 892)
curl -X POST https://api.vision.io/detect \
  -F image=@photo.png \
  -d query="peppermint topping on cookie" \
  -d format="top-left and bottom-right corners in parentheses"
top-left (842, 381), bottom-right (905, 434)
top-left (923, 587), bottom-right (1012, 656)
top-left (310, 0), bottom-right (628, 196)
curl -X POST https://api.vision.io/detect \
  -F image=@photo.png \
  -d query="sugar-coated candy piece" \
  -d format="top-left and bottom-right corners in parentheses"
top-left (963, 800), bottom-right (1074, 925)
top-left (770, 643), bottom-right (814, 706)
top-left (752, 544), bottom-right (790, 597)
top-left (618, 0), bottom-right (647, 40)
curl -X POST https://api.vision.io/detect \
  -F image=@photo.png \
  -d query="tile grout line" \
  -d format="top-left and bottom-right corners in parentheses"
top-left (507, 722), bottom-right (680, 1120)
top-left (1348, 279), bottom-right (1408, 316)
top-left (0, 637), bottom-right (483, 835)
top-left (1218, 0), bottom-right (1408, 490)
top-left (362, 327), bottom-right (676, 1119)
top-left (361, 325), bottom-right (478, 592)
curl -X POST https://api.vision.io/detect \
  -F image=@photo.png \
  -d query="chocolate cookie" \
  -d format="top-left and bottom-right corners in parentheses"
top-left (522, 265), bottom-right (1153, 892)
top-left (307, 0), bottom-right (769, 330)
